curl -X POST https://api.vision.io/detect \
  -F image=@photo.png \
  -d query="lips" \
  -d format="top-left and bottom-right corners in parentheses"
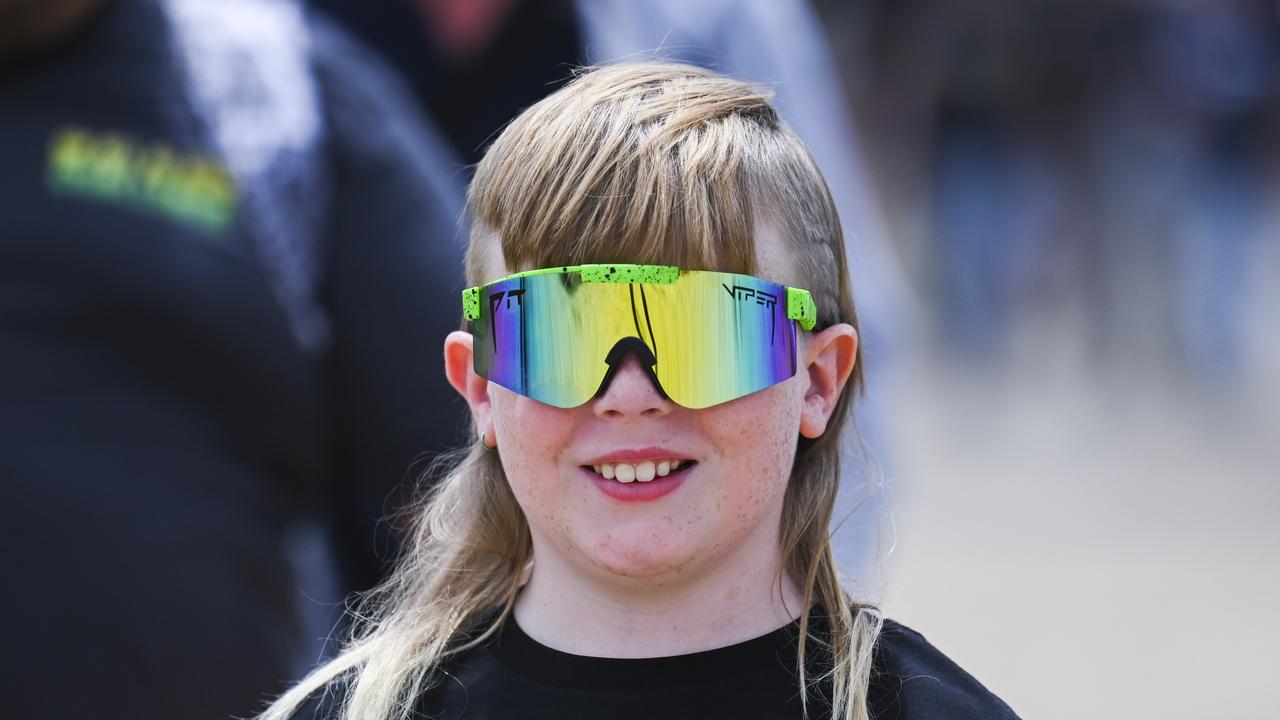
top-left (581, 447), bottom-right (696, 501)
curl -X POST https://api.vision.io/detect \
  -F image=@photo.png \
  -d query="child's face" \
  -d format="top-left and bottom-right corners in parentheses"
top-left (446, 221), bottom-right (856, 587)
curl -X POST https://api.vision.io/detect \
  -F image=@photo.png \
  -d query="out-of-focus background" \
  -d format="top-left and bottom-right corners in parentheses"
top-left (811, 2), bottom-right (1280, 718)
top-left (3, 1), bottom-right (1276, 719)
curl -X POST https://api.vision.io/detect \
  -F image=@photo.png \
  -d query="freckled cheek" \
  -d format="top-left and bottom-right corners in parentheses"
top-left (702, 392), bottom-right (802, 522)
top-left (492, 394), bottom-right (578, 513)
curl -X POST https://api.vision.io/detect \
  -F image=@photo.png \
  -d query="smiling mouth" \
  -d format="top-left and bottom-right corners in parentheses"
top-left (584, 459), bottom-right (697, 483)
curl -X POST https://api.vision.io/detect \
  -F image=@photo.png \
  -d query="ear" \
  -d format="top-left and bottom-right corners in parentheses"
top-left (444, 331), bottom-right (494, 446)
top-left (798, 323), bottom-right (858, 439)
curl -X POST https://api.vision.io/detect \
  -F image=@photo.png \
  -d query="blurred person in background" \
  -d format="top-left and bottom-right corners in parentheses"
top-left (822, 0), bottom-right (1280, 387)
top-left (310, 0), bottom-right (917, 585)
top-left (1084, 0), bottom-right (1279, 385)
top-left (0, 0), bottom-right (466, 717)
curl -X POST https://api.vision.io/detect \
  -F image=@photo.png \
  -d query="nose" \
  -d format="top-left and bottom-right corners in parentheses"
top-left (592, 348), bottom-right (672, 419)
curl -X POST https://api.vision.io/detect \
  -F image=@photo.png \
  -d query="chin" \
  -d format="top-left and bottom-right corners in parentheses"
top-left (585, 529), bottom-right (700, 580)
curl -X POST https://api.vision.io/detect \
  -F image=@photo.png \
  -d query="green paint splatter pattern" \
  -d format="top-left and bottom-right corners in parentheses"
top-left (577, 264), bottom-right (679, 284)
top-left (787, 287), bottom-right (817, 330)
top-left (462, 287), bottom-right (480, 320)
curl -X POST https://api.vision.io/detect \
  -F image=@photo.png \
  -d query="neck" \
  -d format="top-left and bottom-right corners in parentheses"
top-left (514, 527), bottom-right (805, 658)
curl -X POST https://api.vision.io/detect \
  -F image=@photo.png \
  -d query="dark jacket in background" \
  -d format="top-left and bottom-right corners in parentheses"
top-left (0, 1), bottom-right (466, 717)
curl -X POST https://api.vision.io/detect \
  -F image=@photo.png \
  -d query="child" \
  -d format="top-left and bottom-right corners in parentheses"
top-left (265, 62), bottom-right (1017, 720)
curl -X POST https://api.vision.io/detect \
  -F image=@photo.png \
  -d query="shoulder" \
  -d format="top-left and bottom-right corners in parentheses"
top-left (869, 619), bottom-right (1020, 720)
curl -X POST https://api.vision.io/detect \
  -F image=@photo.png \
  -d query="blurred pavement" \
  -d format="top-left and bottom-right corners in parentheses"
top-left (877, 270), bottom-right (1280, 719)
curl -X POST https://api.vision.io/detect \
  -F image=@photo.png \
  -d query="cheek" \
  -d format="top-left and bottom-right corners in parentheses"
top-left (702, 380), bottom-right (805, 522)
top-left (490, 391), bottom-right (577, 515)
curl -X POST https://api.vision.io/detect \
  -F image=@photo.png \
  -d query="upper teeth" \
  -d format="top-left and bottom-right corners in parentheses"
top-left (593, 459), bottom-right (683, 483)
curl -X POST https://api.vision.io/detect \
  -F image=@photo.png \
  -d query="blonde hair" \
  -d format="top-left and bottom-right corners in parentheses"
top-left (261, 62), bottom-right (882, 720)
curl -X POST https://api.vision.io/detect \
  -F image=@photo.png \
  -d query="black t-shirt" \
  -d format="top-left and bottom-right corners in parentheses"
top-left (301, 615), bottom-right (1019, 719)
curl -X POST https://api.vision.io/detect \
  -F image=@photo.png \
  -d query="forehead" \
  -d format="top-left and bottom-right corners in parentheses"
top-left (476, 214), bottom-right (802, 290)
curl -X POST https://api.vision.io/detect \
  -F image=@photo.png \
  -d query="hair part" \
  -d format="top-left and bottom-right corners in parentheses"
top-left (261, 61), bottom-right (880, 720)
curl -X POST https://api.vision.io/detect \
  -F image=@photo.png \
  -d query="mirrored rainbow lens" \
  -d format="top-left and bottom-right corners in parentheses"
top-left (643, 271), bottom-right (796, 408)
top-left (470, 270), bottom-right (798, 409)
